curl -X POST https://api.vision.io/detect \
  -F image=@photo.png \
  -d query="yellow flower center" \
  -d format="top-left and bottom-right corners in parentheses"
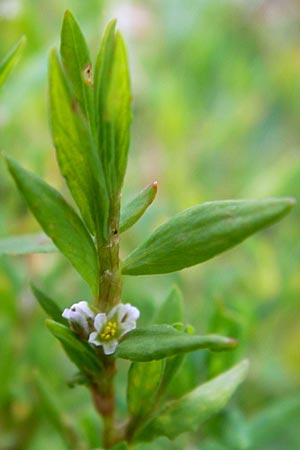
top-left (100, 321), bottom-right (118, 341)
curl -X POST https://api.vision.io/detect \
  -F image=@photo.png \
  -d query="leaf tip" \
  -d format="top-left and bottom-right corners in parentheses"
top-left (286, 196), bottom-right (297, 207)
top-left (1, 150), bottom-right (7, 160)
top-left (237, 358), bottom-right (250, 378)
top-left (275, 196), bottom-right (297, 217)
top-left (48, 48), bottom-right (58, 68)
top-left (226, 337), bottom-right (238, 349)
top-left (45, 318), bottom-right (58, 333)
top-left (109, 18), bottom-right (118, 28)
top-left (3, 153), bottom-right (16, 173)
top-left (63, 9), bottom-right (73, 20)
top-left (18, 35), bottom-right (27, 47)
top-left (62, 9), bottom-right (78, 31)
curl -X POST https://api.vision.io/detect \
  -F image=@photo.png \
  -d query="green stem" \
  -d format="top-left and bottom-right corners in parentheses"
top-left (92, 194), bottom-right (123, 448)
top-left (97, 195), bottom-right (122, 312)
top-left (90, 357), bottom-right (117, 448)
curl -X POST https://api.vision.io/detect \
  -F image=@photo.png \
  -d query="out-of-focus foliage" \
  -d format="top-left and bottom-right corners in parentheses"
top-left (0, 1), bottom-right (299, 449)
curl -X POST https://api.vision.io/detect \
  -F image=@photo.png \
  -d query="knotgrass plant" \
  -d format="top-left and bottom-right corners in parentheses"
top-left (0, 11), bottom-right (296, 450)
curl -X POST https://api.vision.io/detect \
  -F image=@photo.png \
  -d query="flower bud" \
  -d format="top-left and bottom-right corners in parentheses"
top-left (62, 301), bottom-right (95, 338)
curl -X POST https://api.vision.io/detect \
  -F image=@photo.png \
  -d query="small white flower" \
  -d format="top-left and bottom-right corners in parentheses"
top-left (88, 303), bottom-right (140, 355)
top-left (62, 301), bottom-right (95, 338)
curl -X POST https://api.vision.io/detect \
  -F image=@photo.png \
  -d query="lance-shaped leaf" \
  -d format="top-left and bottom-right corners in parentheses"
top-left (34, 372), bottom-right (85, 449)
top-left (6, 156), bottom-right (99, 296)
top-left (110, 443), bottom-right (128, 450)
top-left (49, 50), bottom-right (109, 242)
top-left (94, 20), bottom-right (131, 196)
top-left (156, 286), bottom-right (184, 325)
top-left (127, 360), bottom-right (165, 421)
top-left (0, 232), bottom-right (56, 255)
top-left (157, 353), bottom-right (185, 400)
top-left (120, 182), bottom-right (158, 233)
top-left (46, 320), bottom-right (102, 376)
top-left (197, 441), bottom-right (230, 450)
top-left (116, 325), bottom-right (237, 362)
top-left (137, 360), bottom-right (249, 441)
top-left (31, 283), bottom-right (67, 325)
top-left (122, 198), bottom-right (295, 275)
top-left (248, 395), bottom-right (300, 447)
top-left (153, 287), bottom-right (186, 400)
top-left (0, 36), bottom-right (26, 87)
top-left (60, 10), bottom-right (94, 123)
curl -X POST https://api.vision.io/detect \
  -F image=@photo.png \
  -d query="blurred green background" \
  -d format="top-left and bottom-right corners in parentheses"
top-left (0, 0), bottom-right (299, 449)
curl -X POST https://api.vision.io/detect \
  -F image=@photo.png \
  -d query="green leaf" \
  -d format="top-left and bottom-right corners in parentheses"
top-left (152, 287), bottom-right (186, 400)
top-left (46, 319), bottom-right (103, 376)
top-left (248, 395), bottom-right (300, 447)
top-left (0, 232), bottom-right (56, 255)
top-left (6, 156), bottom-right (99, 296)
top-left (122, 198), bottom-right (295, 275)
top-left (120, 182), bottom-right (158, 233)
top-left (0, 36), bottom-right (26, 87)
top-left (34, 371), bottom-right (87, 449)
top-left (137, 359), bottom-right (249, 441)
top-left (31, 283), bottom-right (67, 325)
top-left (219, 408), bottom-right (250, 450)
top-left (156, 286), bottom-right (184, 325)
top-left (201, 441), bottom-right (230, 450)
top-left (110, 443), bottom-right (128, 450)
top-left (0, 321), bottom-right (14, 404)
top-left (95, 20), bottom-right (131, 196)
top-left (127, 360), bottom-right (165, 420)
top-left (116, 325), bottom-right (237, 362)
top-left (49, 50), bottom-right (109, 242)
top-left (60, 10), bottom-right (94, 123)
top-left (157, 354), bottom-right (185, 399)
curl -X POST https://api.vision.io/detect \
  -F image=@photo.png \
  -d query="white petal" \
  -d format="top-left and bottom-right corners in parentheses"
top-left (119, 320), bottom-right (136, 338)
top-left (62, 308), bottom-right (71, 319)
top-left (111, 303), bottom-right (140, 323)
top-left (68, 310), bottom-right (83, 323)
top-left (123, 304), bottom-right (140, 321)
top-left (94, 313), bottom-right (107, 332)
top-left (76, 301), bottom-right (95, 318)
top-left (75, 313), bottom-right (90, 335)
top-left (103, 339), bottom-right (118, 355)
top-left (88, 331), bottom-right (101, 346)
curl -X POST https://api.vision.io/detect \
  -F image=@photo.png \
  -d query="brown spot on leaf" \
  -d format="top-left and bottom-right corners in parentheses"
top-left (82, 63), bottom-right (93, 85)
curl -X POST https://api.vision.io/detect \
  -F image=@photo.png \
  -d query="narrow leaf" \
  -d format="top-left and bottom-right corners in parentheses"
top-left (46, 319), bottom-right (103, 376)
top-left (6, 156), bottom-right (99, 296)
top-left (201, 442), bottom-right (230, 450)
top-left (116, 325), bottom-right (237, 362)
top-left (60, 10), bottom-right (94, 122)
top-left (248, 396), bottom-right (300, 447)
top-left (95, 21), bottom-right (131, 195)
top-left (157, 354), bottom-right (185, 400)
top-left (153, 287), bottom-right (185, 399)
top-left (127, 360), bottom-right (165, 419)
top-left (110, 443), bottom-right (128, 450)
top-left (31, 283), bottom-right (67, 325)
top-left (120, 182), bottom-right (158, 233)
top-left (219, 408), bottom-right (250, 450)
top-left (122, 198), bottom-right (295, 275)
top-left (0, 36), bottom-right (26, 87)
top-left (34, 372), bottom-right (85, 449)
top-left (156, 286), bottom-right (184, 325)
top-left (49, 50), bottom-right (109, 241)
top-left (138, 360), bottom-right (249, 440)
top-left (0, 232), bottom-right (56, 255)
